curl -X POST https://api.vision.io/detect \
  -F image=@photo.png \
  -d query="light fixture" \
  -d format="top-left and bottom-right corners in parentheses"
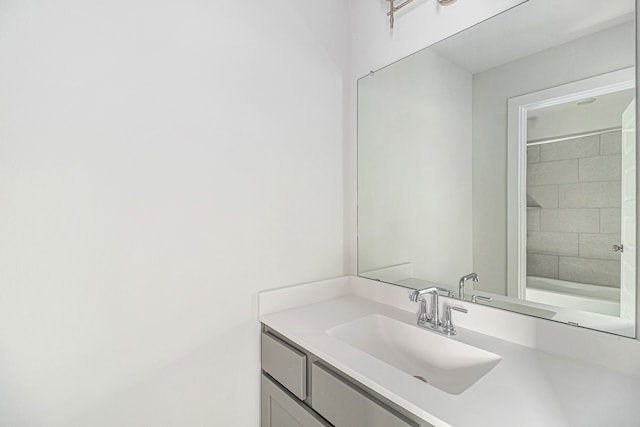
top-left (386, 0), bottom-right (459, 29)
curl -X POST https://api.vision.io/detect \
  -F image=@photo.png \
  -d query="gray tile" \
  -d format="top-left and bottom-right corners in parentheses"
top-left (527, 231), bottom-right (579, 256)
top-left (528, 159), bottom-right (579, 186)
top-left (579, 233), bottom-right (621, 260)
top-left (527, 253), bottom-right (559, 278)
top-left (540, 135), bottom-right (600, 161)
top-left (600, 208), bottom-right (621, 233)
top-left (527, 208), bottom-right (540, 231)
top-left (527, 185), bottom-right (558, 208)
top-left (579, 154), bottom-right (621, 182)
top-left (600, 131), bottom-right (622, 155)
top-left (558, 181), bottom-right (621, 208)
top-left (527, 145), bottom-right (541, 163)
top-left (540, 209), bottom-right (600, 233)
top-left (559, 257), bottom-right (620, 287)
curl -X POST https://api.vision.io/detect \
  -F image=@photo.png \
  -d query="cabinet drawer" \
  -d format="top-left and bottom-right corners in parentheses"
top-left (311, 363), bottom-right (419, 427)
top-left (261, 332), bottom-right (307, 400)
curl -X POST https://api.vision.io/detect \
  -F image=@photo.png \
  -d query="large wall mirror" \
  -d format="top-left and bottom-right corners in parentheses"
top-left (358, 0), bottom-right (637, 337)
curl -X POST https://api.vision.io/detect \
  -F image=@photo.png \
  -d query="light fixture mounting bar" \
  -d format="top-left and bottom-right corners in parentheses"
top-left (386, 0), bottom-right (416, 29)
top-left (386, 0), bottom-right (459, 29)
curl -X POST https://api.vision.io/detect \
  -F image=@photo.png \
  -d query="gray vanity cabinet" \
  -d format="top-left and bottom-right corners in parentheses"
top-left (261, 332), bottom-right (307, 400)
top-left (311, 363), bottom-right (419, 427)
top-left (261, 374), bottom-right (331, 427)
top-left (260, 327), bottom-right (434, 427)
top-left (261, 330), bottom-right (331, 427)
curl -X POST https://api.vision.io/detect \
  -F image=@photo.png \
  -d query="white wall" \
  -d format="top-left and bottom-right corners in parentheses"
top-left (357, 49), bottom-right (473, 286)
top-left (472, 22), bottom-right (635, 295)
top-left (0, 0), bottom-right (347, 426)
top-left (346, 0), bottom-right (528, 79)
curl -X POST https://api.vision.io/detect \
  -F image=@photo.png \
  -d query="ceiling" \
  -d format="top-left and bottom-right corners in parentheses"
top-left (527, 87), bottom-right (636, 142)
top-left (431, 0), bottom-right (635, 74)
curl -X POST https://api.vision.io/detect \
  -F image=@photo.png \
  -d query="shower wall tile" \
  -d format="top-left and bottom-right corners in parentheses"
top-left (527, 208), bottom-right (540, 231)
top-left (600, 208), bottom-right (621, 233)
top-left (527, 253), bottom-right (559, 279)
top-left (528, 159), bottom-right (578, 186)
top-left (527, 145), bottom-right (540, 163)
top-left (526, 131), bottom-right (623, 287)
top-left (528, 185), bottom-right (559, 208)
top-left (579, 233), bottom-right (620, 260)
top-left (600, 131), bottom-right (622, 155)
top-left (528, 231), bottom-right (579, 256)
top-left (558, 181), bottom-right (621, 208)
top-left (539, 135), bottom-right (599, 161)
top-left (559, 257), bottom-right (621, 287)
top-left (540, 209), bottom-right (599, 233)
top-left (579, 154), bottom-right (621, 182)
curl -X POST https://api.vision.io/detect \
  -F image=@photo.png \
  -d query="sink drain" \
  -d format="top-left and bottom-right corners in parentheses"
top-left (413, 375), bottom-right (428, 383)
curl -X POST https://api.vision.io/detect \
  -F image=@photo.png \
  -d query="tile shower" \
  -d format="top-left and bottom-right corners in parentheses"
top-left (526, 131), bottom-right (621, 288)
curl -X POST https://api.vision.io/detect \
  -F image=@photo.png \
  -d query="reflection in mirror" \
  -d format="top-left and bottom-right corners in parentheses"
top-left (507, 69), bottom-right (636, 335)
top-left (357, 0), bottom-right (637, 337)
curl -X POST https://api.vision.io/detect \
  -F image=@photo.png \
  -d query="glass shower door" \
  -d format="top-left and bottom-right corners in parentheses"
top-left (620, 98), bottom-right (636, 327)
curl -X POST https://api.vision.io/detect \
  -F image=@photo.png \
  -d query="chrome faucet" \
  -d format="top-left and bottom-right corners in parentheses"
top-left (409, 287), bottom-right (442, 327)
top-left (409, 286), bottom-right (453, 300)
top-left (410, 287), bottom-right (470, 336)
top-left (442, 306), bottom-right (468, 336)
top-left (436, 287), bottom-right (455, 298)
top-left (458, 273), bottom-right (478, 300)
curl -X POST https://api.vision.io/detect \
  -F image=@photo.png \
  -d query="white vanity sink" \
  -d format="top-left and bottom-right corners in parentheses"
top-left (327, 314), bottom-right (501, 395)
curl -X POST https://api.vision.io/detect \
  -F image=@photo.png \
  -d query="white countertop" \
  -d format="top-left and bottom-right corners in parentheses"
top-left (260, 294), bottom-right (640, 427)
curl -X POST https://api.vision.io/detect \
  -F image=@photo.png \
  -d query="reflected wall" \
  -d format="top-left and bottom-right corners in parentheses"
top-left (358, 50), bottom-right (473, 287)
top-left (472, 21), bottom-right (635, 295)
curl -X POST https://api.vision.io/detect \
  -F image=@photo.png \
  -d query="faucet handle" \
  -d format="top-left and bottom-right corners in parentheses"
top-left (437, 287), bottom-right (454, 298)
top-left (471, 295), bottom-right (492, 304)
top-left (442, 305), bottom-right (467, 336)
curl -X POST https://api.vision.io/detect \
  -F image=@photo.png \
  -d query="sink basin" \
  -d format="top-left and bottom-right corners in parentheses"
top-left (326, 314), bottom-right (501, 395)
